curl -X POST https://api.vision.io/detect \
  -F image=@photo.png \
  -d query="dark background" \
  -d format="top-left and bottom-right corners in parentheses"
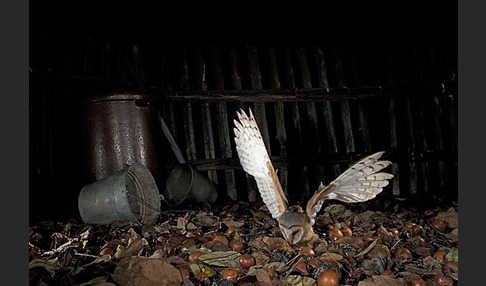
top-left (29, 3), bottom-right (458, 222)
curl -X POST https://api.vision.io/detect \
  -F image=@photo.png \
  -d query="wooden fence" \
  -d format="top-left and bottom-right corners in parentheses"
top-left (156, 48), bottom-right (458, 203)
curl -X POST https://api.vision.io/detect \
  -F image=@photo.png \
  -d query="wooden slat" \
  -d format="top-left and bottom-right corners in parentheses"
top-left (229, 48), bottom-right (257, 202)
top-left (229, 48), bottom-right (243, 90)
top-left (209, 47), bottom-right (237, 200)
top-left (193, 48), bottom-right (218, 184)
top-left (386, 55), bottom-right (401, 196)
top-left (414, 93), bottom-right (430, 195)
top-left (404, 92), bottom-right (418, 195)
top-left (174, 151), bottom-right (455, 172)
top-left (388, 93), bottom-right (401, 196)
top-left (296, 48), bottom-right (321, 150)
top-left (180, 49), bottom-right (197, 161)
top-left (296, 48), bottom-right (322, 198)
top-left (284, 48), bottom-right (304, 147)
top-left (431, 94), bottom-right (447, 194)
top-left (314, 48), bottom-right (341, 180)
top-left (335, 51), bottom-right (356, 154)
top-left (351, 55), bottom-right (372, 153)
top-left (161, 54), bottom-right (179, 155)
top-left (164, 92), bottom-right (384, 103)
top-left (247, 46), bottom-right (271, 154)
top-left (284, 48), bottom-right (310, 200)
top-left (267, 48), bottom-right (288, 197)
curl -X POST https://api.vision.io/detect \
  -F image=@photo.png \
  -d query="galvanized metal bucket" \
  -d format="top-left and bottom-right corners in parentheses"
top-left (165, 164), bottom-right (218, 205)
top-left (78, 163), bottom-right (161, 225)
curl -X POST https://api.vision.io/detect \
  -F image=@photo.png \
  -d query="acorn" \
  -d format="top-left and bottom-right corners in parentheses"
top-left (424, 209), bottom-right (435, 216)
top-left (340, 226), bottom-right (353, 237)
top-left (300, 246), bottom-right (315, 257)
top-left (239, 255), bottom-right (255, 269)
top-left (295, 262), bottom-right (308, 274)
top-left (395, 248), bottom-right (413, 262)
top-left (195, 272), bottom-right (209, 282)
top-left (381, 269), bottom-right (394, 277)
top-left (412, 224), bottom-right (423, 234)
top-left (389, 228), bottom-right (400, 236)
top-left (317, 269), bottom-right (339, 286)
top-left (225, 227), bottom-right (237, 236)
top-left (188, 251), bottom-right (203, 263)
top-left (433, 249), bottom-right (448, 262)
top-left (431, 219), bottom-right (447, 233)
top-left (411, 236), bottom-right (426, 245)
top-left (100, 247), bottom-right (113, 256)
top-left (404, 221), bottom-right (416, 229)
top-left (230, 239), bottom-right (244, 252)
top-left (433, 275), bottom-right (453, 286)
top-left (213, 234), bottom-right (229, 247)
top-left (328, 228), bottom-right (344, 241)
top-left (222, 268), bottom-right (240, 282)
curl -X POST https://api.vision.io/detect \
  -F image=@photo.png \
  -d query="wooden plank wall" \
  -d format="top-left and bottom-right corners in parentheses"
top-left (156, 47), bottom-right (457, 203)
top-left (30, 45), bottom-right (458, 205)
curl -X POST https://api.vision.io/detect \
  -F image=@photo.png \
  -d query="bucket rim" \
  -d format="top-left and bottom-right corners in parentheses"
top-left (165, 164), bottom-right (195, 205)
top-left (126, 163), bottom-right (161, 224)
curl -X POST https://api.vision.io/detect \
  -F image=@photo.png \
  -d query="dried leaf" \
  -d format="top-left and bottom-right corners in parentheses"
top-left (112, 257), bottom-right (182, 286)
top-left (324, 204), bottom-right (346, 217)
top-left (318, 252), bottom-right (344, 263)
top-left (177, 217), bottom-right (187, 230)
top-left (198, 251), bottom-right (241, 268)
top-left (186, 222), bottom-right (198, 231)
top-left (74, 276), bottom-right (110, 286)
top-left (82, 255), bottom-right (112, 267)
top-left (255, 268), bottom-right (272, 285)
top-left (445, 247), bottom-right (458, 263)
top-left (286, 275), bottom-right (316, 286)
top-left (29, 259), bottom-right (59, 275)
top-left (114, 238), bottom-right (147, 259)
top-left (249, 236), bottom-right (270, 251)
top-left (263, 237), bottom-right (294, 253)
top-left (192, 215), bottom-right (219, 227)
top-left (189, 263), bottom-right (201, 275)
top-left (265, 261), bottom-right (287, 272)
top-left (252, 251), bottom-right (270, 266)
top-left (435, 208), bottom-right (458, 229)
top-left (357, 275), bottom-right (406, 286)
top-left (222, 218), bottom-right (245, 229)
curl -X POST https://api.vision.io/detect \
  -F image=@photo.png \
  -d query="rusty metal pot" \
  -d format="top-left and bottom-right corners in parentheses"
top-left (81, 92), bottom-right (165, 189)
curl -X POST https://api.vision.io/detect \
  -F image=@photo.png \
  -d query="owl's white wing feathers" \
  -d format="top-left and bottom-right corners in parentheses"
top-left (233, 109), bottom-right (288, 219)
top-left (306, 151), bottom-right (393, 225)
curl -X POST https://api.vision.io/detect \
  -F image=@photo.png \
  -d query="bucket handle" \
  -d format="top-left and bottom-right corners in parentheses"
top-left (187, 164), bottom-right (195, 196)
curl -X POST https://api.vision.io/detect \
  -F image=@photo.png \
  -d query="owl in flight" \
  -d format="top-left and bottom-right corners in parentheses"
top-left (233, 108), bottom-right (394, 246)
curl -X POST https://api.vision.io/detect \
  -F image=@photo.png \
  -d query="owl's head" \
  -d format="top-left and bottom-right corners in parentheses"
top-left (277, 205), bottom-right (309, 245)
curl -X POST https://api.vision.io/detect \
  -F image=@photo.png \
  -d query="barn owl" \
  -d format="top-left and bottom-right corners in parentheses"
top-left (233, 108), bottom-right (394, 246)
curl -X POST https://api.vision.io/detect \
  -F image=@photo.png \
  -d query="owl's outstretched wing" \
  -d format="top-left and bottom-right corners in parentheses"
top-left (233, 108), bottom-right (288, 219)
top-left (305, 151), bottom-right (393, 225)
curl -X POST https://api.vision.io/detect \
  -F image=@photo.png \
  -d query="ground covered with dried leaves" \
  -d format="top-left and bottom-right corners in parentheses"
top-left (29, 199), bottom-right (458, 286)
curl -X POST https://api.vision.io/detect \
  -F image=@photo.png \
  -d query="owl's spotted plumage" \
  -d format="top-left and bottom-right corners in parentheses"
top-left (233, 108), bottom-right (394, 245)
